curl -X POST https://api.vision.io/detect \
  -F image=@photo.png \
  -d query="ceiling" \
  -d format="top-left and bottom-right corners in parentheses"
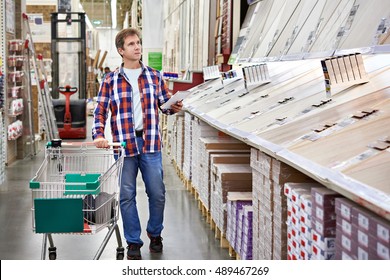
top-left (79, 0), bottom-right (133, 29)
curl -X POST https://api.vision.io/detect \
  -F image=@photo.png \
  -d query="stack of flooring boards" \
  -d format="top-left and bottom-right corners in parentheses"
top-left (166, 53), bottom-right (390, 260)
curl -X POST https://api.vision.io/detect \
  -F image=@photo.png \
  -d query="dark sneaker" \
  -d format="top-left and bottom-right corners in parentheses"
top-left (127, 243), bottom-right (142, 260)
top-left (148, 233), bottom-right (163, 253)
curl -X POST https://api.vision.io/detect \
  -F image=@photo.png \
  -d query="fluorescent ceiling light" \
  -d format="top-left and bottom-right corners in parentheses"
top-left (111, 0), bottom-right (117, 29)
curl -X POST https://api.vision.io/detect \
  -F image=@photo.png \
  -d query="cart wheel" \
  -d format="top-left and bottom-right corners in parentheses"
top-left (116, 247), bottom-right (125, 260)
top-left (48, 247), bottom-right (57, 260)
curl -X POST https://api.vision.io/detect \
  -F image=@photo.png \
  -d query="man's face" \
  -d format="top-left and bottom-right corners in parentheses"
top-left (118, 34), bottom-right (142, 62)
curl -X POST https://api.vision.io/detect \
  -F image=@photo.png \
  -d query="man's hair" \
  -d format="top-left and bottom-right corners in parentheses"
top-left (115, 28), bottom-right (141, 50)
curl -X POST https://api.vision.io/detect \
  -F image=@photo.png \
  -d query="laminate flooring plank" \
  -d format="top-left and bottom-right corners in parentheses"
top-left (230, 57), bottom-right (390, 133)
top-left (339, 0), bottom-right (390, 50)
top-left (239, 0), bottom-right (276, 59)
top-left (231, 77), bottom-right (324, 132)
top-left (260, 0), bottom-right (303, 57)
top-left (310, 0), bottom-right (355, 52)
top-left (259, 87), bottom-right (390, 146)
top-left (207, 61), bottom-right (319, 120)
top-left (289, 104), bottom-right (390, 167)
top-left (287, 0), bottom-right (328, 55)
top-left (343, 151), bottom-right (390, 194)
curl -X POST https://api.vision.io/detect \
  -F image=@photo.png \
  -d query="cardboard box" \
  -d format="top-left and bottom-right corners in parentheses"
top-left (311, 243), bottom-right (336, 260)
top-left (335, 245), bottom-right (355, 260)
top-left (351, 206), bottom-right (372, 232)
top-left (311, 217), bottom-right (336, 237)
top-left (210, 153), bottom-right (250, 165)
top-left (335, 197), bottom-right (355, 222)
top-left (299, 247), bottom-right (312, 260)
top-left (336, 216), bottom-right (353, 237)
top-left (370, 215), bottom-right (390, 244)
top-left (272, 161), bottom-right (313, 184)
top-left (300, 193), bottom-right (312, 215)
top-left (300, 235), bottom-right (312, 252)
top-left (212, 164), bottom-right (252, 233)
top-left (212, 163), bottom-right (252, 181)
top-left (335, 229), bottom-right (355, 256)
top-left (250, 148), bottom-right (272, 177)
top-left (312, 230), bottom-right (336, 251)
top-left (313, 204), bottom-right (337, 222)
top-left (369, 239), bottom-right (390, 260)
top-left (311, 187), bottom-right (341, 208)
top-left (300, 210), bottom-right (312, 227)
top-left (300, 223), bottom-right (312, 240)
top-left (355, 245), bottom-right (370, 260)
top-left (284, 182), bottom-right (320, 200)
top-left (198, 142), bottom-right (250, 210)
top-left (351, 224), bottom-right (370, 249)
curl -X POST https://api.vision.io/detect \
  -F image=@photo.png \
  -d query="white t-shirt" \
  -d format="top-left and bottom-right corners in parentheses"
top-left (123, 67), bottom-right (143, 131)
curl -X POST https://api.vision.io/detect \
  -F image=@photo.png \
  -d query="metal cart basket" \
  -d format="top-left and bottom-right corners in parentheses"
top-left (30, 141), bottom-right (125, 260)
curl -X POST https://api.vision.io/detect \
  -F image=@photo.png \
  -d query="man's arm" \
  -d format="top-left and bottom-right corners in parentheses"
top-left (92, 78), bottom-right (111, 147)
top-left (170, 100), bottom-right (183, 113)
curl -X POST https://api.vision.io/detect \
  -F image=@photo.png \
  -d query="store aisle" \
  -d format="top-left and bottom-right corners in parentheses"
top-left (0, 117), bottom-right (231, 260)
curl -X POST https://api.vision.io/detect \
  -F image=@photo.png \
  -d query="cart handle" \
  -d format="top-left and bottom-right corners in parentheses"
top-left (46, 141), bottom-right (126, 148)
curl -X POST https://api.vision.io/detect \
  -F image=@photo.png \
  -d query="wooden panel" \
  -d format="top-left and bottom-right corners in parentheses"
top-left (310, 0), bottom-right (356, 52)
top-left (286, 0), bottom-right (327, 55)
top-left (289, 103), bottom-right (390, 168)
top-left (208, 60), bottom-right (320, 120)
top-left (216, 65), bottom-right (324, 127)
top-left (191, 80), bottom-right (247, 113)
top-left (259, 87), bottom-right (390, 146)
top-left (238, 0), bottom-right (275, 60)
top-left (231, 77), bottom-right (324, 133)
top-left (268, 0), bottom-right (320, 57)
top-left (343, 151), bottom-right (390, 194)
top-left (339, 0), bottom-right (390, 50)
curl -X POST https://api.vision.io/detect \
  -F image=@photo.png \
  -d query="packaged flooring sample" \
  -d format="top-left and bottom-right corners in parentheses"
top-left (226, 192), bottom-right (253, 259)
top-left (196, 137), bottom-right (250, 210)
top-left (335, 197), bottom-right (390, 260)
top-left (210, 164), bottom-right (252, 236)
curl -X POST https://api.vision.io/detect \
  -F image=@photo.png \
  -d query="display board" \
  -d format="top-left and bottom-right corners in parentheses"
top-left (185, 53), bottom-right (390, 219)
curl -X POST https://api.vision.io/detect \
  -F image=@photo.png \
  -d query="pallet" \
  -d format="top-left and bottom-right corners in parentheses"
top-left (198, 199), bottom-right (210, 219)
top-left (210, 217), bottom-right (216, 231)
top-left (229, 244), bottom-right (237, 259)
top-left (184, 178), bottom-right (192, 192)
top-left (214, 225), bottom-right (229, 249)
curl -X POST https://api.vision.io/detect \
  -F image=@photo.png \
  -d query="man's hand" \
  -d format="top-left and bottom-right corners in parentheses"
top-left (170, 100), bottom-right (183, 113)
top-left (94, 138), bottom-right (109, 148)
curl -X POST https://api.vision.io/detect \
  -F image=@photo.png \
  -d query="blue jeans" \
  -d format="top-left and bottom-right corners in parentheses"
top-left (119, 137), bottom-right (166, 245)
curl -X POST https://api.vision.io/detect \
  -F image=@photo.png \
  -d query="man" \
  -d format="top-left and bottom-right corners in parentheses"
top-left (102, 66), bottom-right (110, 81)
top-left (92, 27), bottom-right (182, 260)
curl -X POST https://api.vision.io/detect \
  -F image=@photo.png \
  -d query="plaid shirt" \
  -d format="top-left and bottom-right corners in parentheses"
top-left (92, 61), bottom-right (173, 156)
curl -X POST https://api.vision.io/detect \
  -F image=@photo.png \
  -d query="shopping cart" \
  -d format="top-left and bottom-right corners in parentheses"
top-left (30, 140), bottom-right (125, 260)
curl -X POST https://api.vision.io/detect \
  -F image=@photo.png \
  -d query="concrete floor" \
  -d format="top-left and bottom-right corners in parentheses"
top-left (0, 117), bottom-right (231, 260)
